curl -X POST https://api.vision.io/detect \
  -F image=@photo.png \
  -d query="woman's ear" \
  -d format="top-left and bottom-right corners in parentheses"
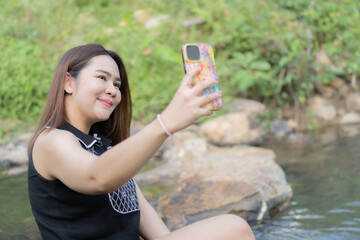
top-left (64, 72), bottom-right (74, 94)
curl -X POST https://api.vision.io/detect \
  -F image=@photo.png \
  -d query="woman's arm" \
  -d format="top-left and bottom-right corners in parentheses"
top-left (136, 183), bottom-right (170, 239)
top-left (33, 68), bottom-right (222, 195)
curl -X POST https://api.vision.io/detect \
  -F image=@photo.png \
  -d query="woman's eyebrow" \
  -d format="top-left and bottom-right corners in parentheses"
top-left (95, 69), bottom-right (121, 82)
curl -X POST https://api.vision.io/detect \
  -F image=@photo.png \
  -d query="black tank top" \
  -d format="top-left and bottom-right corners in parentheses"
top-left (28, 121), bottom-right (140, 239)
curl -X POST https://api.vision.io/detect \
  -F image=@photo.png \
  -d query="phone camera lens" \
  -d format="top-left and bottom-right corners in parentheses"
top-left (186, 45), bottom-right (200, 61)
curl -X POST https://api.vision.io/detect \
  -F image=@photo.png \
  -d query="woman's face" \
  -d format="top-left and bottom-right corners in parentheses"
top-left (67, 55), bottom-right (122, 126)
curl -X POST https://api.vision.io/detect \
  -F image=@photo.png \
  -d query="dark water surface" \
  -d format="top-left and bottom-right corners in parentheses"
top-left (0, 125), bottom-right (359, 239)
top-left (253, 124), bottom-right (360, 239)
top-left (0, 173), bottom-right (39, 239)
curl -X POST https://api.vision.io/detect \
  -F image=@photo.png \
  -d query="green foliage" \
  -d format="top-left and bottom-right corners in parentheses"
top-left (306, 108), bottom-right (318, 131)
top-left (1, 0), bottom-right (360, 135)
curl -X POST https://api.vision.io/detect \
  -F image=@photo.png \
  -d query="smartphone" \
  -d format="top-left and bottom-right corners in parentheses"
top-left (181, 43), bottom-right (223, 111)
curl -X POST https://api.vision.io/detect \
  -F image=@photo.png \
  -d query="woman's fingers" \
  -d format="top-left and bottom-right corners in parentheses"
top-left (197, 90), bottom-right (222, 107)
top-left (180, 71), bottom-right (221, 113)
top-left (180, 67), bottom-right (200, 89)
top-left (180, 67), bottom-right (218, 97)
top-left (191, 77), bottom-right (218, 96)
top-left (198, 108), bottom-right (213, 117)
top-left (162, 69), bottom-right (221, 133)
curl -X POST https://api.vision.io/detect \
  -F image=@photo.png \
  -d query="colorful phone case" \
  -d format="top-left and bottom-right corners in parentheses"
top-left (181, 43), bottom-right (223, 111)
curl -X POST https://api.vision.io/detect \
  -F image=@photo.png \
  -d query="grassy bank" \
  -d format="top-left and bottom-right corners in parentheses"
top-left (1, 0), bottom-right (360, 141)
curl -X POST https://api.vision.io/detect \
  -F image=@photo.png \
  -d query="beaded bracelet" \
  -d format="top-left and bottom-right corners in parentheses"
top-left (157, 114), bottom-right (173, 136)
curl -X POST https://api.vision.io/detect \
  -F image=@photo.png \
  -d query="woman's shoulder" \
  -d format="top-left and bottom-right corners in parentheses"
top-left (35, 127), bottom-right (80, 152)
top-left (32, 128), bottom-right (82, 180)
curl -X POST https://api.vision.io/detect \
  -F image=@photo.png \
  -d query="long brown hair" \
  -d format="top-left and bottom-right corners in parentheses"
top-left (27, 44), bottom-right (132, 156)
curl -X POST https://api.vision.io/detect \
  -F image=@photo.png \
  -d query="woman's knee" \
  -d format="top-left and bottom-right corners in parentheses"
top-left (220, 214), bottom-right (255, 240)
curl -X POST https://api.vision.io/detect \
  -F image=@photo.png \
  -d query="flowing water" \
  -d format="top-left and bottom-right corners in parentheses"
top-left (0, 172), bottom-right (40, 239)
top-left (0, 125), bottom-right (359, 239)
top-left (253, 124), bottom-right (360, 239)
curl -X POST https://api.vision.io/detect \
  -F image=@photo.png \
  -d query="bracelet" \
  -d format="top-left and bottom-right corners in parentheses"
top-left (157, 114), bottom-right (173, 136)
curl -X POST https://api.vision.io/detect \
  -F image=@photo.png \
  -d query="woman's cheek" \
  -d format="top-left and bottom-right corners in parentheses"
top-left (116, 92), bottom-right (122, 104)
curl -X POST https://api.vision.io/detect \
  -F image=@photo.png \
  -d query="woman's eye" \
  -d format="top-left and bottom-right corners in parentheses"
top-left (114, 83), bottom-right (121, 89)
top-left (98, 76), bottom-right (106, 80)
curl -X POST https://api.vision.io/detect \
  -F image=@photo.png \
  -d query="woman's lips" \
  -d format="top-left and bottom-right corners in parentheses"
top-left (98, 98), bottom-right (113, 107)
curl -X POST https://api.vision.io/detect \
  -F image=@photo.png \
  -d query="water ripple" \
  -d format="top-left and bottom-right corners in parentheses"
top-left (345, 201), bottom-right (360, 207)
top-left (327, 227), bottom-right (360, 233)
top-left (328, 209), bottom-right (356, 214)
top-left (342, 221), bottom-right (359, 225)
top-left (270, 220), bottom-right (301, 227)
top-left (282, 214), bottom-right (325, 220)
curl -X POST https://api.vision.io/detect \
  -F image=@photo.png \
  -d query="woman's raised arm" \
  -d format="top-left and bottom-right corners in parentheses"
top-left (33, 67), bottom-right (221, 195)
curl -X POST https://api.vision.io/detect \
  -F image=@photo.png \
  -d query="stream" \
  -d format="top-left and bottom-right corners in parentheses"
top-left (253, 124), bottom-right (360, 239)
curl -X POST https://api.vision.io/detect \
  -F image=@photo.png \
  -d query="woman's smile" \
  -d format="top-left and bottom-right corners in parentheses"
top-left (98, 98), bottom-right (113, 107)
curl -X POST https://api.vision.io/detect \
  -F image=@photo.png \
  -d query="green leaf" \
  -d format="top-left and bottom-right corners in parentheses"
top-left (249, 61), bottom-right (271, 71)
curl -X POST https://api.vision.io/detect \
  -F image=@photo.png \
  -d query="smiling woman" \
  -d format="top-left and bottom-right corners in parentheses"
top-left (27, 43), bottom-right (254, 240)
top-left (64, 55), bottom-right (123, 131)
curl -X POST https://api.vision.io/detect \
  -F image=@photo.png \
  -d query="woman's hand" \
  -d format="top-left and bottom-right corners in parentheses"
top-left (159, 67), bottom-right (222, 134)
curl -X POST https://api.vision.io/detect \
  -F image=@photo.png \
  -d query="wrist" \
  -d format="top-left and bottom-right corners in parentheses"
top-left (157, 114), bottom-right (173, 137)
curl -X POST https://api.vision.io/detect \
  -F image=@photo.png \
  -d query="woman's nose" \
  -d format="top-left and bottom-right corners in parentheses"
top-left (105, 81), bottom-right (116, 96)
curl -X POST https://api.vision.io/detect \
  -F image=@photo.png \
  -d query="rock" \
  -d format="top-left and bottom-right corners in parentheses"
top-left (286, 132), bottom-right (313, 146)
top-left (315, 82), bottom-right (335, 99)
top-left (1, 144), bottom-right (28, 165)
top-left (340, 112), bottom-right (360, 125)
top-left (136, 133), bottom-right (292, 230)
top-left (130, 122), bottom-right (146, 135)
top-left (157, 179), bottom-right (263, 229)
top-left (199, 113), bottom-right (264, 146)
top-left (136, 163), bottom-right (181, 187)
top-left (340, 124), bottom-right (360, 137)
top-left (286, 118), bottom-right (299, 130)
top-left (159, 145), bottom-right (292, 229)
top-left (345, 93), bottom-right (360, 112)
top-left (337, 108), bottom-right (346, 116)
top-left (14, 133), bottom-right (32, 145)
top-left (310, 96), bottom-right (336, 121)
top-left (7, 166), bottom-right (27, 176)
top-left (136, 130), bottom-right (203, 185)
top-left (329, 77), bottom-right (347, 89)
top-left (224, 98), bottom-right (266, 116)
top-left (270, 119), bottom-right (292, 138)
top-left (1, 160), bottom-right (13, 168)
top-left (337, 85), bottom-right (350, 97)
top-left (0, 133), bottom-right (32, 175)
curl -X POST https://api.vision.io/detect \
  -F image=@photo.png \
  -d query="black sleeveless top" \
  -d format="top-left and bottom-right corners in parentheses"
top-left (28, 121), bottom-right (140, 239)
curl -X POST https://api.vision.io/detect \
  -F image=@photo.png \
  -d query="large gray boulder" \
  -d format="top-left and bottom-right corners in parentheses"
top-left (198, 113), bottom-right (264, 146)
top-left (135, 131), bottom-right (293, 230)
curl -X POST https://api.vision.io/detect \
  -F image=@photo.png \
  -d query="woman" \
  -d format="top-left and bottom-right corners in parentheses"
top-left (28, 44), bottom-right (255, 239)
